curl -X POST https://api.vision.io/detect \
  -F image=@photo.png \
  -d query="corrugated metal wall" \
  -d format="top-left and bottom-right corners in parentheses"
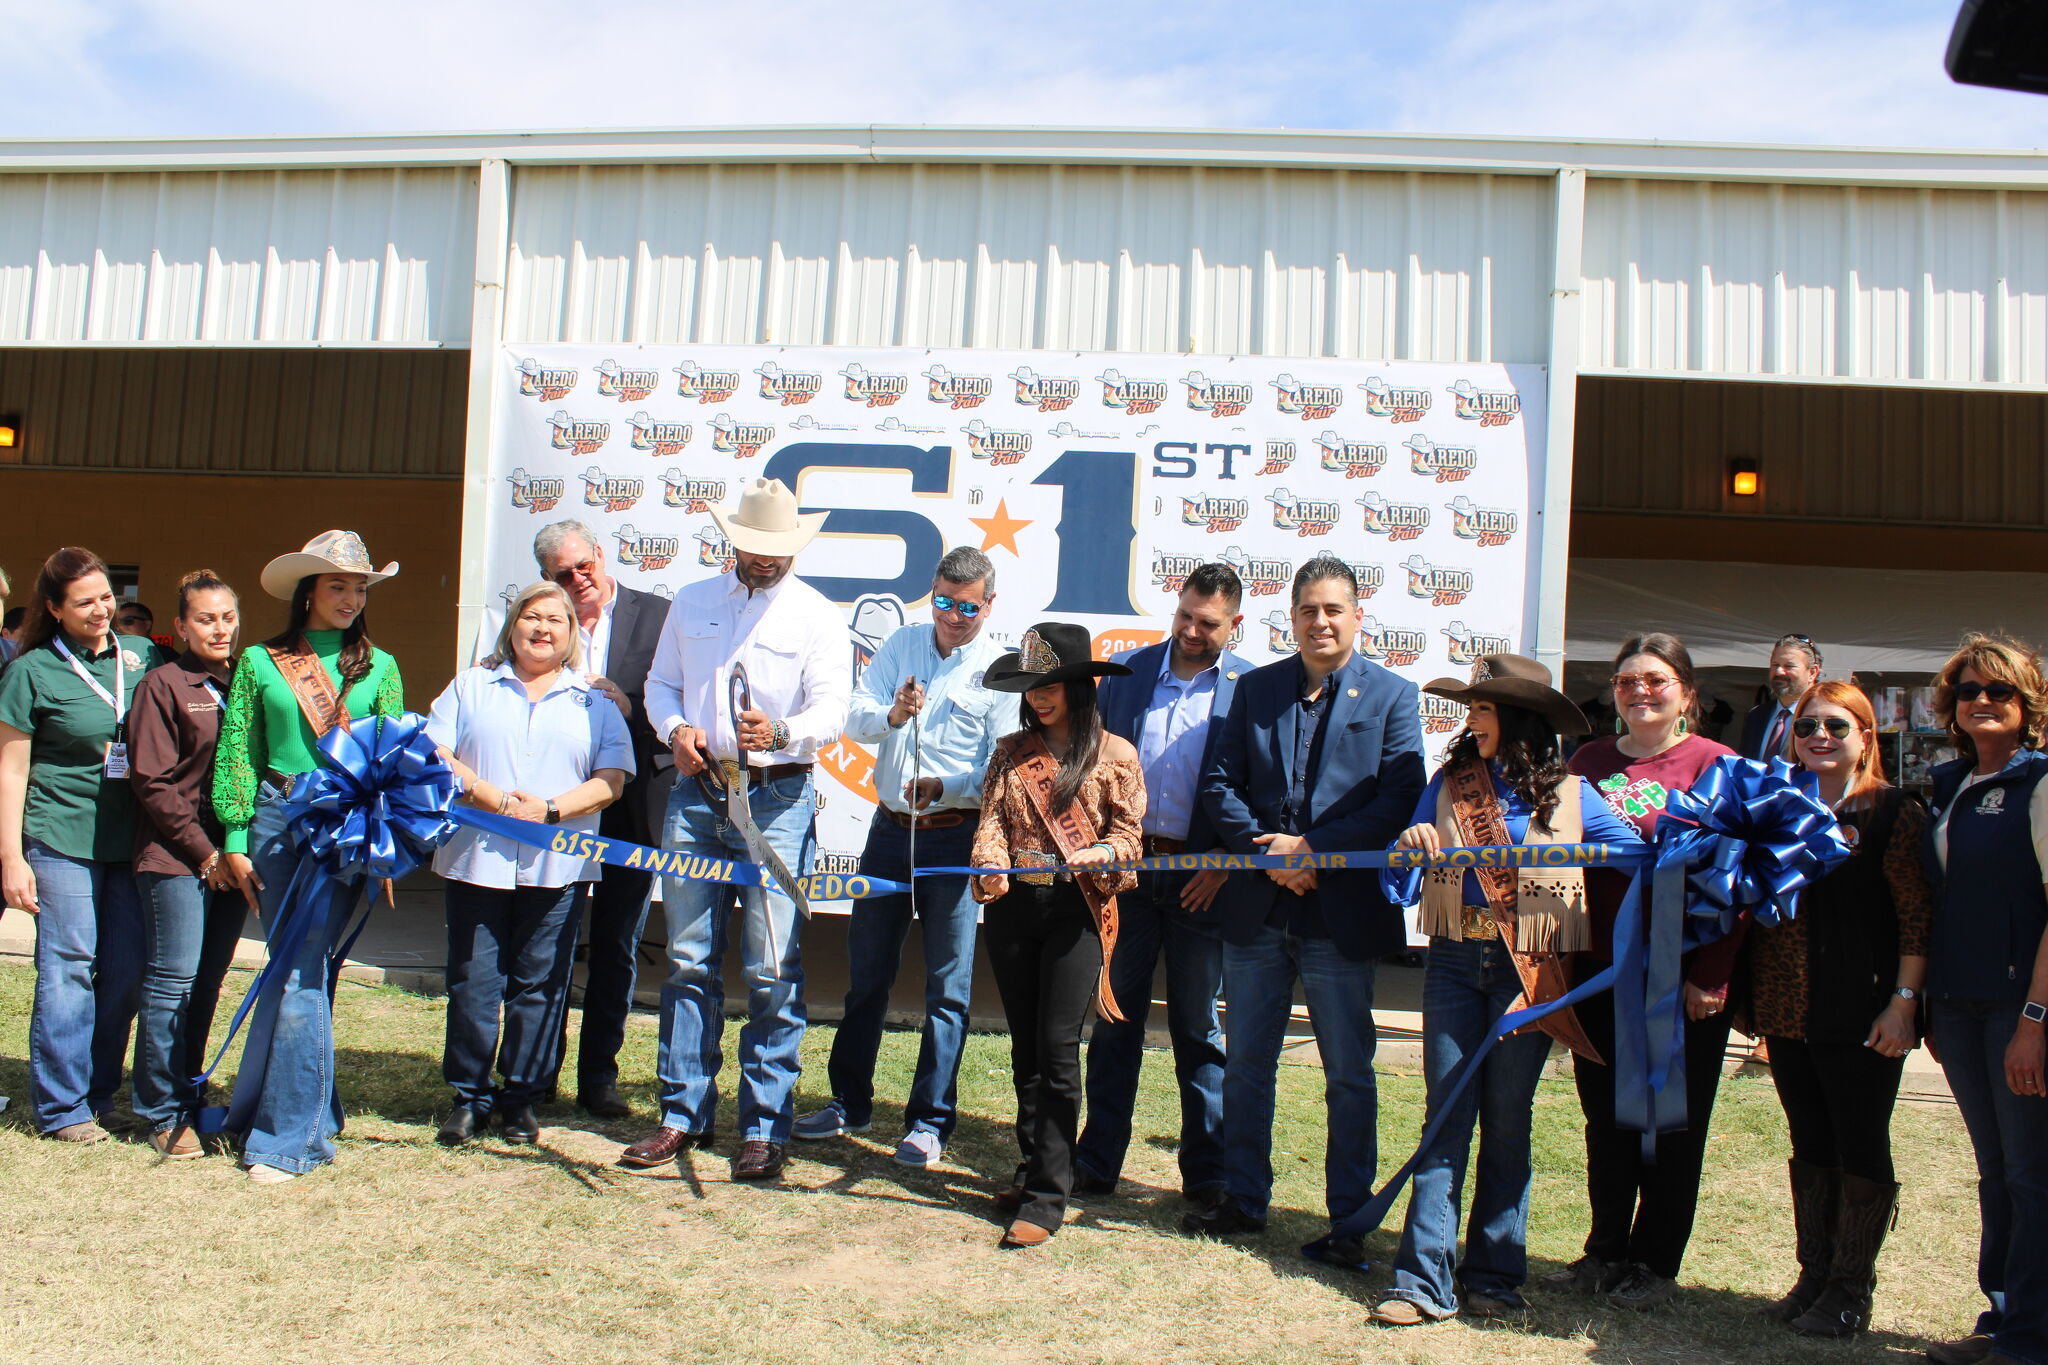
top-left (1574, 375), bottom-right (2048, 527)
top-left (501, 163), bottom-right (1557, 363)
top-left (0, 168), bottom-right (477, 345)
top-left (1581, 179), bottom-right (2048, 386)
top-left (0, 348), bottom-right (467, 477)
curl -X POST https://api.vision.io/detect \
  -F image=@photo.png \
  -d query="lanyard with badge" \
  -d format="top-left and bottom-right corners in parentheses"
top-left (52, 636), bottom-right (129, 778)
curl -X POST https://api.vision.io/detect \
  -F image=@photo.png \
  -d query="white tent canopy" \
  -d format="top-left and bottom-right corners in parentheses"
top-left (1564, 559), bottom-right (2048, 677)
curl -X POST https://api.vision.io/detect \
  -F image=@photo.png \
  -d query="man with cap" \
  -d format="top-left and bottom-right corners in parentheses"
top-left (1072, 561), bottom-right (1249, 1209)
top-left (795, 546), bottom-right (1006, 1168)
top-left (621, 478), bottom-right (851, 1181)
top-left (1189, 556), bottom-right (1426, 1265)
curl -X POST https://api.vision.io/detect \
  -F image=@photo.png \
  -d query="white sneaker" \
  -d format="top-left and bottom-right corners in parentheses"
top-left (247, 1164), bottom-right (299, 1184)
top-left (894, 1128), bottom-right (944, 1168)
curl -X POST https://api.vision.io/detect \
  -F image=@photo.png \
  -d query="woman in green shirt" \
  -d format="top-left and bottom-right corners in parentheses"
top-left (0, 547), bottom-right (146, 1142)
top-left (212, 531), bottom-right (403, 1183)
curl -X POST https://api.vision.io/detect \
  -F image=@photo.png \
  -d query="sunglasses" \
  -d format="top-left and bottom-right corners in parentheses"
top-left (1792, 716), bottom-right (1857, 740)
top-left (1610, 672), bottom-right (1677, 696)
top-left (932, 594), bottom-right (985, 619)
top-left (548, 560), bottom-right (599, 586)
top-left (1956, 681), bottom-right (2020, 704)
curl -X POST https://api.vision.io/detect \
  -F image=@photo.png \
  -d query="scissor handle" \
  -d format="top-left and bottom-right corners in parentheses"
top-left (729, 663), bottom-right (753, 750)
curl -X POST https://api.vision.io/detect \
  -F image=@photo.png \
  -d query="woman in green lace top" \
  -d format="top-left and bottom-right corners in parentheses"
top-left (210, 530), bottom-right (403, 1184)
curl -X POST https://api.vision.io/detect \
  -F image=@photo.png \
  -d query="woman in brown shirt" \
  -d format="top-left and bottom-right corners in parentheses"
top-left (1741, 679), bottom-right (1930, 1338)
top-left (971, 622), bottom-right (1144, 1249)
top-left (127, 571), bottom-right (246, 1158)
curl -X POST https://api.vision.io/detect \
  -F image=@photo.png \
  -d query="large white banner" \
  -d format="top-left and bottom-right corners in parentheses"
top-left (486, 344), bottom-right (1547, 910)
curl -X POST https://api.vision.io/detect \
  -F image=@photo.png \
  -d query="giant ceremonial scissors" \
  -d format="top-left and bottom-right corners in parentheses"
top-left (692, 663), bottom-right (812, 954)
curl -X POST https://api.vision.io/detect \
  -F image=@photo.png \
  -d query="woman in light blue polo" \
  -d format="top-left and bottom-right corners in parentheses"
top-left (427, 580), bottom-right (633, 1147)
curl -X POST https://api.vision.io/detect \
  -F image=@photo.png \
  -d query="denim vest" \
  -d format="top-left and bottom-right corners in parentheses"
top-left (1925, 751), bottom-right (2048, 1001)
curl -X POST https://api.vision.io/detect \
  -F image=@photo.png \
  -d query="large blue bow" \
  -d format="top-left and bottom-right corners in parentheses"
top-left (282, 712), bottom-right (460, 884)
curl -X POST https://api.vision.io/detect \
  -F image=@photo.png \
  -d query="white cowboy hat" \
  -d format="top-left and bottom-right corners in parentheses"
top-left (260, 530), bottom-right (400, 601)
top-left (708, 477), bottom-right (827, 557)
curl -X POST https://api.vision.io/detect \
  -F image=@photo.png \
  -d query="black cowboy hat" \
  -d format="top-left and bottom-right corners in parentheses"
top-left (983, 621), bottom-right (1133, 693)
top-left (1422, 653), bottom-right (1590, 736)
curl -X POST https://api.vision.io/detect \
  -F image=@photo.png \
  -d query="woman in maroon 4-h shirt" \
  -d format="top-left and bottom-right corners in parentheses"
top-left (1546, 631), bottom-right (1737, 1312)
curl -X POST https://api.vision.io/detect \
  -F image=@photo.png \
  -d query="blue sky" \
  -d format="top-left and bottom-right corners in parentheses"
top-left (4, 0), bottom-right (2042, 149)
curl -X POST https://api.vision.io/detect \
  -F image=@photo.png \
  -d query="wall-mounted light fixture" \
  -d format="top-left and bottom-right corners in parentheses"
top-left (1728, 456), bottom-right (1759, 498)
top-left (0, 414), bottom-right (19, 450)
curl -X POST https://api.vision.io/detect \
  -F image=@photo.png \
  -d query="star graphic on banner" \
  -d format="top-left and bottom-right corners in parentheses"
top-left (970, 499), bottom-right (1033, 556)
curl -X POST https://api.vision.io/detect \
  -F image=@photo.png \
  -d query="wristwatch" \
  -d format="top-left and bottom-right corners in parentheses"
top-left (1893, 987), bottom-right (1918, 1002)
top-left (544, 799), bottom-right (561, 825)
top-left (2023, 1000), bottom-right (2047, 1024)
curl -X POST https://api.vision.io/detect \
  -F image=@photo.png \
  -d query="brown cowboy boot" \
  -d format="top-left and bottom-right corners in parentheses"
top-left (1789, 1172), bottom-right (1899, 1337)
top-left (1761, 1159), bottom-right (1840, 1322)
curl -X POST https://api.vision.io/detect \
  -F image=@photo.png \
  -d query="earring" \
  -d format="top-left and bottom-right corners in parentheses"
top-left (1676, 715), bottom-right (1690, 736)
top-left (1614, 716), bottom-right (1624, 735)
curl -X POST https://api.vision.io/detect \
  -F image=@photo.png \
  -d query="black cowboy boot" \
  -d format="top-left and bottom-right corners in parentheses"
top-left (1761, 1159), bottom-right (1840, 1322)
top-left (1789, 1172), bottom-right (1898, 1338)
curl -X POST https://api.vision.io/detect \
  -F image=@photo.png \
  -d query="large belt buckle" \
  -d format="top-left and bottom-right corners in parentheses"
top-left (1461, 905), bottom-right (1502, 941)
top-left (719, 759), bottom-right (746, 793)
top-left (1015, 849), bottom-right (1058, 886)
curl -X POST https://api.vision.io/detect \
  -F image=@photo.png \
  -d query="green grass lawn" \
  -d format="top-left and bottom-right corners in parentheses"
top-left (0, 962), bottom-right (1983, 1364)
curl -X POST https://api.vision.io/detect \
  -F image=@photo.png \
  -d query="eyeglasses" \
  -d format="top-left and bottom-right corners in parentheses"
top-left (548, 560), bottom-right (599, 586)
top-left (1792, 716), bottom-right (1857, 740)
top-left (932, 594), bottom-right (985, 619)
top-left (1611, 672), bottom-right (1678, 696)
top-left (1956, 681), bottom-right (2020, 704)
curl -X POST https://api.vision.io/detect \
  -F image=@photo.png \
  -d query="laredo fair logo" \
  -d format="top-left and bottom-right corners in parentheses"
top-left (1266, 487), bottom-right (1341, 537)
top-left (613, 524), bottom-right (680, 571)
top-left (963, 420), bottom-right (1031, 466)
top-left (1406, 434), bottom-right (1479, 484)
top-left (505, 467), bottom-right (565, 514)
top-left (924, 364), bottom-right (992, 411)
top-left (594, 359), bottom-right (660, 403)
top-left (1359, 376), bottom-right (1433, 423)
top-left (1258, 440), bottom-right (1296, 475)
top-left (1259, 610), bottom-right (1297, 653)
top-left (1184, 371), bottom-right (1254, 418)
top-left (1217, 546), bottom-right (1293, 597)
top-left (1359, 614), bottom-right (1427, 666)
top-left (711, 414), bottom-right (776, 459)
top-left (661, 470), bottom-right (727, 512)
top-left (693, 525), bottom-right (736, 572)
top-left (1447, 495), bottom-right (1519, 547)
top-left (549, 411), bottom-right (611, 455)
top-left (673, 361), bottom-right (740, 405)
top-left (628, 411), bottom-right (692, 456)
top-left (756, 361), bottom-right (823, 406)
top-left (839, 363), bottom-right (907, 408)
top-left (1097, 368), bottom-right (1170, 416)
top-left (1269, 373), bottom-right (1344, 421)
top-left (1448, 378), bottom-right (1522, 427)
top-left (1314, 430), bottom-right (1388, 480)
top-left (1182, 496), bottom-right (1249, 533)
top-left (1443, 621), bottom-right (1514, 665)
top-left (1151, 551), bottom-right (1204, 594)
top-left (581, 467), bottom-right (644, 514)
top-left (1420, 691), bottom-right (1467, 734)
top-left (1348, 561), bottom-right (1387, 600)
top-left (516, 357), bottom-right (577, 402)
top-left (1357, 491), bottom-right (1430, 541)
top-left (1402, 554), bottom-right (1475, 607)
top-left (1010, 366), bottom-right (1080, 413)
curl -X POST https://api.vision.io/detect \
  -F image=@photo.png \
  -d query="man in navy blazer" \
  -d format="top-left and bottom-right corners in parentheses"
top-left (1074, 563), bottom-right (1251, 1207)
top-left (1188, 557), bottom-right (1426, 1263)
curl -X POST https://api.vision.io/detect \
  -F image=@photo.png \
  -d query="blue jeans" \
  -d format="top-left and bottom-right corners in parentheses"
top-left (825, 812), bottom-right (978, 1140)
top-left (1220, 924), bottom-right (1380, 1225)
top-left (24, 840), bottom-right (142, 1132)
top-left (1076, 871), bottom-right (1226, 1193)
top-left (226, 786), bottom-right (361, 1174)
top-left (444, 881), bottom-right (580, 1110)
top-left (656, 772), bottom-right (815, 1143)
top-left (1389, 938), bottom-right (1555, 1316)
top-left (133, 871), bottom-right (243, 1131)
top-left (1935, 998), bottom-right (2048, 1365)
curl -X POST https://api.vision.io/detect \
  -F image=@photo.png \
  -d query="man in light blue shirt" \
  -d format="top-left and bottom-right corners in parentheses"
top-left (796, 547), bottom-right (1009, 1167)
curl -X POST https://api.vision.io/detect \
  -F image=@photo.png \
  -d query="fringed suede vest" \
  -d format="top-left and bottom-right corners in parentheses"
top-left (1417, 775), bottom-right (1591, 953)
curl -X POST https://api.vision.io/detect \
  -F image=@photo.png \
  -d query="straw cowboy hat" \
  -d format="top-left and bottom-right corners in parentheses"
top-left (1422, 653), bottom-right (1589, 736)
top-left (709, 477), bottom-right (828, 557)
top-left (983, 622), bottom-right (1132, 693)
top-left (259, 530), bottom-right (400, 601)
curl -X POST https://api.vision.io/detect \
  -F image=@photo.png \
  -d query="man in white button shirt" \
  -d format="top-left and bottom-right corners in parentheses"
top-left (1741, 635), bottom-right (1823, 761)
top-left (795, 547), bottom-right (1007, 1168)
top-left (620, 478), bottom-right (851, 1182)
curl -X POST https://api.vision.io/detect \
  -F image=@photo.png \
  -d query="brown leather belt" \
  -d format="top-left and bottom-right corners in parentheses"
top-left (262, 768), bottom-right (296, 792)
top-left (732, 761), bottom-right (813, 788)
top-left (1144, 835), bottom-right (1186, 857)
top-left (887, 808), bottom-right (969, 830)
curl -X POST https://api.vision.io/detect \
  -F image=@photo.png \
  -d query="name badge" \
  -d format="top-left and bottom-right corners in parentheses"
top-left (103, 742), bottom-right (130, 780)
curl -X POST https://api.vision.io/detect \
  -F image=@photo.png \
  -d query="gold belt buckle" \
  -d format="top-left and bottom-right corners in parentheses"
top-left (1461, 906), bottom-right (1502, 941)
top-left (1015, 850), bottom-right (1058, 886)
top-left (719, 759), bottom-right (746, 792)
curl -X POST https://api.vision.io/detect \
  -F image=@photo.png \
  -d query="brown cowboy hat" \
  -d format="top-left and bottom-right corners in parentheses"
top-left (1423, 653), bottom-right (1590, 736)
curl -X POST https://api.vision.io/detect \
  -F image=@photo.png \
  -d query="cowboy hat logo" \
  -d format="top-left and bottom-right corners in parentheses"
top-left (710, 413), bottom-right (776, 459)
top-left (1358, 376), bottom-right (1432, 422)
top-left (1442, 620), bottom-right (1514, 665)
top-left (1313, 430), bottom-right (1388, 480)
top-left (875, 414), bottom-right (944, 435)
top-left (839, 363), bottom-right (908, 408)
top-left (693, 524), bottom-right (736, 571)
top-left (580, 466), bottom-right (644, 514)
top-left (505, 467), bottom-right (565, 514)
top-left (1269, 373), bottom-right (1344, 421)
top-left (1419, 691), bottom-right (1468, 734)
top-left (1181, 496), bottom-right (1249, 533)
top-left (516, 356), bottom-right (578, 402)
top-left (848, 594), bottom-right (907, 684)
top-left (1266, 487), bottom-right (1341, 537)
top-left (613, 523), bottom-right (679, 571)
top-left (1402, 554), bottom-right (1474, 606)
top-left (1097, 368), bottom-right (1169, 415)
top-left (923, 364), bottom-right (992, 410)
top-left (1261, 609), bottom-right (1296, 653)
top-left (1406, 433), bottom-right (1479, 483)
top-left (1447, 378), bottom-right (1522, 426)
top-left (1446, 495), bottom-right (1519, 546)
top-left (672, 360), bottom-right (739, 404)
top-left (1150, 551), bottom-right (1204, 593)
top-left (594, 358), bottom-right (660, 402)
top-left (1183, 371), bottom-right (1253, 417)
top-left (548, 411), bottom-right (611, 454)
top-left (1358, 490), bottom-right (1430, 540)
top-left (1347, 560), bottom-right (1386, 600)
top-left (1257, 439), bottom-right (1296, 475)
top-left (660, 470), bottom-right (727, 512)
top-left (963, 419), bottom-right (1032, 465)
top-left (1047, 420), bottom-right (1116, 440)
top-left (755, 361), bottom-right (823, 406)
top-left (628, 410), bottom-right (693, 455)
top-left (1358, 613), bottom-right (1426, 666)
top-left (1214, 544), bottom-right (1292, 598)
top-left (1010, 366), bottom-right (1080, 413)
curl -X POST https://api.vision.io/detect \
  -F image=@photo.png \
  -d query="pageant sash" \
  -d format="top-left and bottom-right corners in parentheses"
top-left (267, 642), bottom-right (352, 739)
top-left (1008, 733), bottom-right (1124, 1023)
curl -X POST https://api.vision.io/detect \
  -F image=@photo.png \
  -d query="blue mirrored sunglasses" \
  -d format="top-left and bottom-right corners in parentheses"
top-left (932, 594), bottom-right (985, 619)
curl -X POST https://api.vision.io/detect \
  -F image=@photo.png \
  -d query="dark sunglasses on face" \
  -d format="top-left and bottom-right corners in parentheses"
top-left (932, 594), bottom-right (984, 619)
top-left (549, 560), bottom-right (598, 585)
top-left (1792, 716), bottom-right (1857, 740)
top-left (1956, 681), bottom-right (2020, 704)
